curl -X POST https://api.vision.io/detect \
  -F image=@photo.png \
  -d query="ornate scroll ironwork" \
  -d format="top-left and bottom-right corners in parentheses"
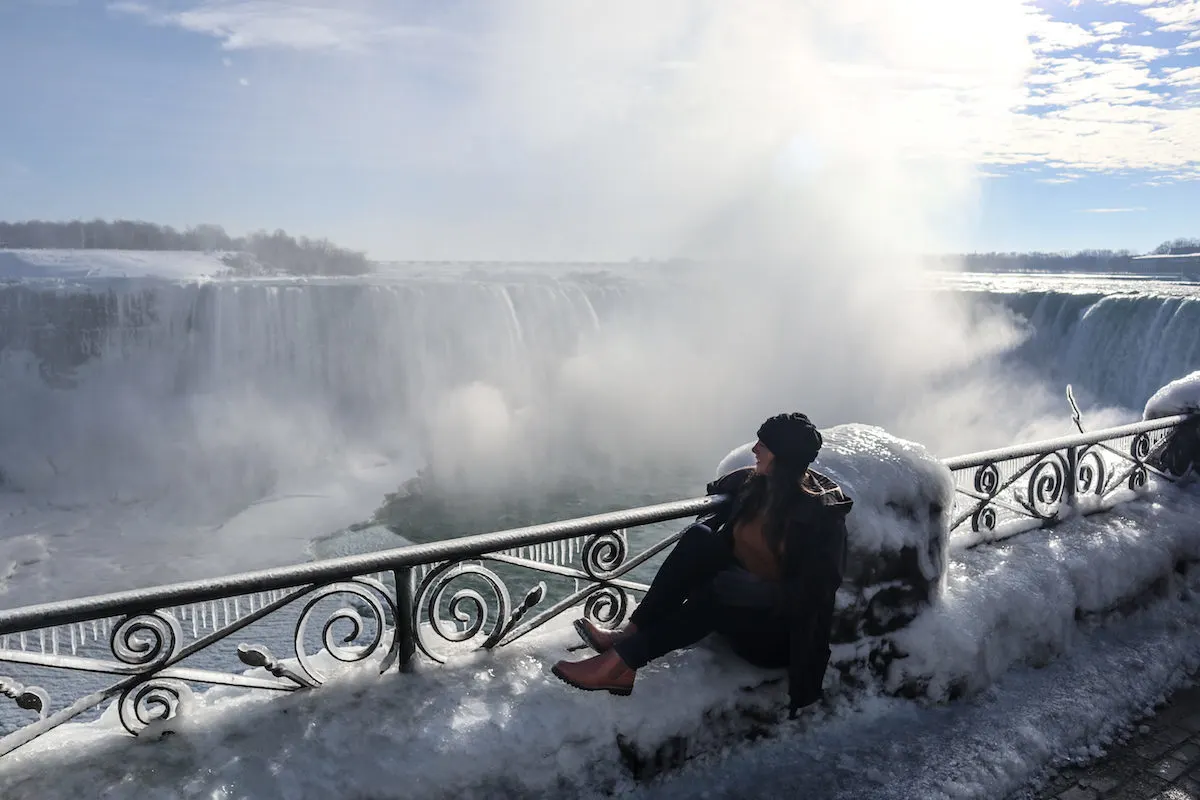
top-left (290, 579), bottom-right (396, 684)
top-left (0, 677), bottom-right (47, 719)
top-left (410, 527), bottom-right (648, 663)
top-left (583, 585), bottom-right (629, 628)
top-left (112, 611), bottom-right (182, 671)
top-left (947, 415), bottom-right (1193, 545)
top-left (414, 561), bottom-right (515, 662)
top-left (118, 679), bottom-right (191, 736)
top-left (1075, 449), bottom-right (1107, 496)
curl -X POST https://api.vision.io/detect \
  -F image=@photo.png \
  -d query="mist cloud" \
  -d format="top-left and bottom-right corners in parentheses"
top-left (96, 2), bottom-right (1076, 500)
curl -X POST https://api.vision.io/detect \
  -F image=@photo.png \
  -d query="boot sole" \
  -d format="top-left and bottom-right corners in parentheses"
top-left (551, 664), bottom-right (633, 697)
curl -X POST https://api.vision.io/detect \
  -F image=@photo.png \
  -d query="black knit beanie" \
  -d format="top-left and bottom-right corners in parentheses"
top-left (757, 412), bottom-right (822, 469)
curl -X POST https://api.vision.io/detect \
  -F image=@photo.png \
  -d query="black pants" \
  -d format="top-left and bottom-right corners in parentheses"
top-left (613, 523), bottom-right (789, 670)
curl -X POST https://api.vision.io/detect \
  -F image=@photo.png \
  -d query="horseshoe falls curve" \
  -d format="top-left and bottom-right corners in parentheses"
top-left (973, 288), bottom-right (1200, 413)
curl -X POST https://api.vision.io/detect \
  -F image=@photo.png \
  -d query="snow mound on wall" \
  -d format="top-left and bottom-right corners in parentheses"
top-left (1144, 370), bottom-right (1200, 420)
top-left (717, 425), bottom-right (954, 589)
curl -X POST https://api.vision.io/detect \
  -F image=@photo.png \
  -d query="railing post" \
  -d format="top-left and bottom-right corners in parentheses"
top-left (1063, 445), bottom-right (1078, 513)
top-left (393, 567), bottom-right (416, 673)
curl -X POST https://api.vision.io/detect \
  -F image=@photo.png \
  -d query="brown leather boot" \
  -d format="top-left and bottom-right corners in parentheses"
top-left (552, 649), bottom-right (636, 696)
top-left (573, 618), bottom-right (637, 653)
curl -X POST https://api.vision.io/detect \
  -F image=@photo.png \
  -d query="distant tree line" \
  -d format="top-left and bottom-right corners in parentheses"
top-left (950, 238), bottom-right (1200, 274)
top-left (0, 219), bottom-right (371, 276)
top-left (1151, 237), bottom-right (1200, 256)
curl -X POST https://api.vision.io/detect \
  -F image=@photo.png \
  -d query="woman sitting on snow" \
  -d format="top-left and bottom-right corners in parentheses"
top-left (552, 412), bottom-right (853, 716)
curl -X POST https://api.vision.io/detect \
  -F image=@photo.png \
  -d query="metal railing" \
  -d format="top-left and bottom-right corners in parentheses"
top-left (0, 414), bottom-right (1194, 757)
top-left (944, 414), bottom-right (1195, 549)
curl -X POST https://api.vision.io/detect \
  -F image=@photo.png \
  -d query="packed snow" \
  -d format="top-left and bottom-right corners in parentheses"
top-left (1144, 370), bottom-right (1200, 420)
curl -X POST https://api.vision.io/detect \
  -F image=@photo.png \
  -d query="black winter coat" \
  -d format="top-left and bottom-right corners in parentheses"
top-left (700, 466), bottom-right (853, 713)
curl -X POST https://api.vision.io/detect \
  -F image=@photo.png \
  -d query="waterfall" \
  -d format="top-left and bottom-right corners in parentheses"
top-left (0, 274), bottom-right (635, 503)
top-left (973, 289), bottom-right (1200, 411)
top-left (3, 270), bottom-right (1196, 509)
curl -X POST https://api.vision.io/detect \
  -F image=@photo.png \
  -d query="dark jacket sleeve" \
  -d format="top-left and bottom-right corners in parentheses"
top-left (782, 499), bottom-right (850, 713)
top-left (699, 467), bottom-right (752, 540)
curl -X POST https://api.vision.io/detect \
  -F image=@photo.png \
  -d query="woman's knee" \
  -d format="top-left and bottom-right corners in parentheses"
top-left (677, 522), bottom-right (715, 550)
top-left (670, 522), bottom-right (732, 574)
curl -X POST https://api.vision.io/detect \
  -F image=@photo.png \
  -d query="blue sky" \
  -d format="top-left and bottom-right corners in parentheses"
top-left (0, 0), bottom-right (1198, 260)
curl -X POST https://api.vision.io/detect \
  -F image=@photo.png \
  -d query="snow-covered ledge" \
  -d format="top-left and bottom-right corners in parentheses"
top-left (1144, 371), bottom-right (1200, 480)
top-left (1144, 370), bottom-right (1200, 420)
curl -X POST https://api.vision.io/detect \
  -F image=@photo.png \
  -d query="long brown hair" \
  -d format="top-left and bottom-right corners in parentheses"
top-left (734, 460), bottom-right (821, 555)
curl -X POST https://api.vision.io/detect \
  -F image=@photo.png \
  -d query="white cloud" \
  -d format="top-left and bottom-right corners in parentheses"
top-left (239, 77), bottom-right (249, 86)
top-left (1141, 0), bottom-right (1200, 31)
top-left (962, 1), bottom-right (1200, 179)
top-left (1026, 8), bottom-right (1107, 51)
top-left (1022, 58), bottom-right (1165, 106)
top-left (109, 1), bottom-right (438, 52)
top-left (1103, 0), bottom-right (1200, 32)
top-left (1078, 206), bottom-right (1148, 212)
top-left (1097, 42), bottom-right (1171, 58)
top-left (107, 0), bottom-right (1200, 209)
top-left (1166, 66), bottom-right (1200, 84)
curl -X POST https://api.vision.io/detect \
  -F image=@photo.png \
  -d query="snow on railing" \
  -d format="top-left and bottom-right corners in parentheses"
top-left (0, 415), bottom-right (1194, 757)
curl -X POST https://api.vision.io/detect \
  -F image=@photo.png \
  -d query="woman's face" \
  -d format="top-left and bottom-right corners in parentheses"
top-left (751, 439), bottom-right (775, 475)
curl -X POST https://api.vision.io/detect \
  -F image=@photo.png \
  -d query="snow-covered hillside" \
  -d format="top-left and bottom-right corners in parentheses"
top-left (0, 249), bottom-right (232, 281)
